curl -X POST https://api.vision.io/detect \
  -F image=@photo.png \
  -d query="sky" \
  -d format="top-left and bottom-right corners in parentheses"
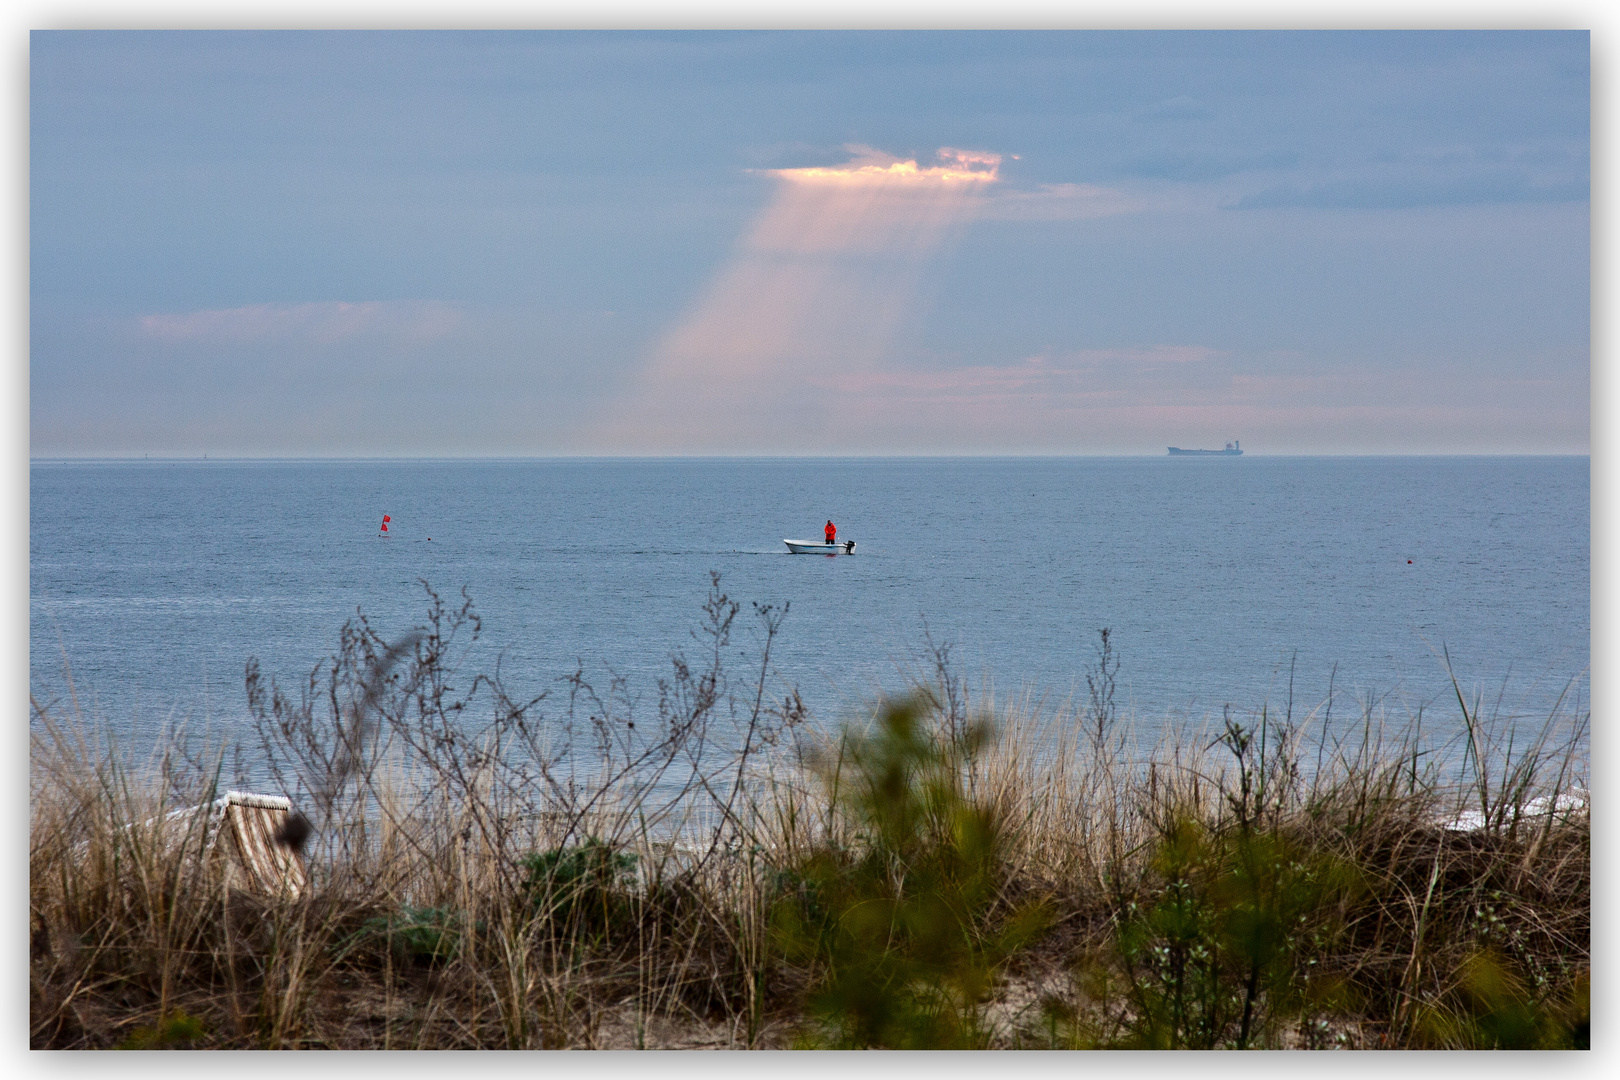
top-left (28, 29), bottom-right (1590, 456)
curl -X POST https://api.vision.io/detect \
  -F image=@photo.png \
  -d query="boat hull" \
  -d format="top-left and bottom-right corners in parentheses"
top-left (785, 539), bottom-right (855, 554)
top-left (1168, 447), bottom-right (1242, 456)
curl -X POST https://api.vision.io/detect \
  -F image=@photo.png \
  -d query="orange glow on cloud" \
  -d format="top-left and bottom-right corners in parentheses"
top-left (769, 147), bottom-right (1002, 186)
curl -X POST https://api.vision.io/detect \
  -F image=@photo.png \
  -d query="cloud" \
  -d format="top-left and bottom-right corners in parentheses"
top-left (978, 182), bottom-right (1146, 221)
top-left (762, 148), bottom-right (1142, 223)
top-left (765, 145), bottom-right (1002, 187)
top-left (135, 300), bottom-right (461, 345)
top-left (1233, 168), bottom-right (1589, 210)
top-left (1120, 149), bottom-right (1301, 184)
top-left (821, 347), bottom-right (1220, 402)
top-left (764, 349), bottom-right (1586, 455)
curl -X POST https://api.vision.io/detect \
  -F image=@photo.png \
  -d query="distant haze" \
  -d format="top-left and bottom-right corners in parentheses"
top-left (30, 31), bottom-right (1589, 457)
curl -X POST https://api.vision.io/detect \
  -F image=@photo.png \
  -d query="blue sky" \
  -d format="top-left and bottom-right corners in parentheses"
top-left (29, 30), bottom-right (1589, 455)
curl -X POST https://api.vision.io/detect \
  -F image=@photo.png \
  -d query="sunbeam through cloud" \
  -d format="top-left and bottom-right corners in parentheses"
top-left (590, 147), bottom-right (1001, 452)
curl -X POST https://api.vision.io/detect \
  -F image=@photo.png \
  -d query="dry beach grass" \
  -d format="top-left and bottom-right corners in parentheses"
top-left (29, 579), bottom-right (1590, 1049)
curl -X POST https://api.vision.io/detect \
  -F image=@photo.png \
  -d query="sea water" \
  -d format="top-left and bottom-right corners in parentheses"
top-left (30, 457), bottom-right (1589, 757)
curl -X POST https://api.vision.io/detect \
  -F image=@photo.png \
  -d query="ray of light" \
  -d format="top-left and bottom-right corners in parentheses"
top-left (588, 148), bottom-right (1001, 452)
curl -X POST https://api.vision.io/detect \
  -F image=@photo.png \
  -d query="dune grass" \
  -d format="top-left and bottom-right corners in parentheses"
top-left (29, 579), bottom-right (1589, 1049)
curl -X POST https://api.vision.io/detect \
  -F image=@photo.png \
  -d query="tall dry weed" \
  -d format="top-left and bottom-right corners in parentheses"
top-left (31, 589), bottom-right (1588, 1049)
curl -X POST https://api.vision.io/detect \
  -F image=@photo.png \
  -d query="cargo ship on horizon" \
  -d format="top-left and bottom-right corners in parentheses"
top-left (1168, 440), bottom-right (1242, 456)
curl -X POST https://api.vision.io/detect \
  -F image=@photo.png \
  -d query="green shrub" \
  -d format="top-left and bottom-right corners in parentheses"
top-left (357, 906), bottom-right (465, 967)
top-left (521, 838), bottom-right (639, 938)
top-left (1411, 950), bottom-right (1589, 1049)
top-left (773, 697), bottom-right (1048, 1048)
top-left (1092, 714), bottom-right (1357, 1049)
top-left (116, 1008), bottom-right (207, 1049)
top-left (1101, 815), bottom-right (1353, 1048)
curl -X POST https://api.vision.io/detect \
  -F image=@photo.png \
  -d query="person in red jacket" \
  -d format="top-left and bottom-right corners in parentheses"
top-left (825, 520), bottom-right (836, 545)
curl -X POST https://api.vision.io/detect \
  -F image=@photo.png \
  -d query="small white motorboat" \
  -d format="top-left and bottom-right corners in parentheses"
top-left (785, 538), bottom-right (856, 554)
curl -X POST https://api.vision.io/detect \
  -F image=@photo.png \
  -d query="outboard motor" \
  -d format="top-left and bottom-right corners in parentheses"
top-left (844, 540), bottom-right (855, 553)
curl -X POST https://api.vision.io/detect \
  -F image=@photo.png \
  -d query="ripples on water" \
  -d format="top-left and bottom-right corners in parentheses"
top-left (31, 457), bottom-right (1589, 758)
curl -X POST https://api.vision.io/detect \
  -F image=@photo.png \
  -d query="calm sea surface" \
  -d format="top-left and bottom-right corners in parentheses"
top-left (30, 457), bottom-right (1589, 755)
